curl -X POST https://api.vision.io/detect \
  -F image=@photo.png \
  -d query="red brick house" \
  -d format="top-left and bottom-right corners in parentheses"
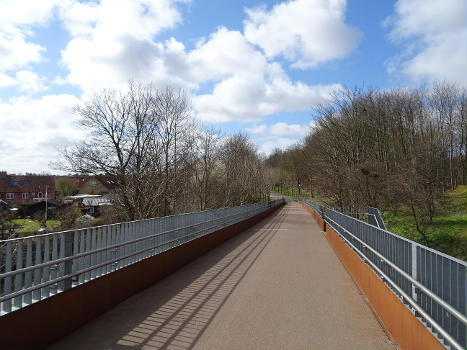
top-left (0, 171), bottom-right (55, 205)
top-left (72, 174), bottom-right (114, 195)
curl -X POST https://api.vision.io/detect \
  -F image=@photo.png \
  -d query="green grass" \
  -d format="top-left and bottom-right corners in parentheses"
top-left (383, 185), bottom-right (467, 261)
top-left (10, 219), bottom-right (61, 233)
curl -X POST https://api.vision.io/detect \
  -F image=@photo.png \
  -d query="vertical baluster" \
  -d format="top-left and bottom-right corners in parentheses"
top-left (101, 226), bottom-right (108, 274)
top-left (119, 223), bottom-right (124, 268)
top-left (159, 218), bottom-right (163, 254)
top-left (115, 224), bottom-right (124, 269)
top-left (165, 217), bottom-right (170, 249)
top-left (50, 235), bottom-right (58, 294)
top-left (134, 221), bottom-right (138, 263)
top-left (79, 229), bottom-right (86, 284)
top-left (24, 238), bottom-right (33, 305)
top-left (2, 241), bottom-right (12, 313)
top-left (151, 219), bottom-right (156, 256)
top-left (122, 223), bottom-right (127, 267)
top-left (96, 227), bottom-right (102, 277)
top-left (131, 222), bottom-right (135, 264)
top-left (142, 221), bottom-right (147, 259)
top-left (109, 225), bottom-right (115, 272)
top-left (135, 222), bottom-right (139, 262)
top-left (58, 233), bottom-right (66, 291)
top-left (156, 218), bottom-right (161, 254)
top-left (143, 221), bottom-right (148, 259)
top-left (128, 222), bottom-right (132, 265)
top-left (133, 222), bottom-right (137, 263)
top-left (72, 230), bottom-right (79, 286)
top-left (107, 226), bottom-right (112, 273)
top-left (13, 240), bottom-right (23, 309)
top-left (120, 223), bottom-right (124, 266)
top-left (135, 221), bottom-right (139, 263)
top-left (149, 220), bottom-right (153, 258)
top-left (33, 238), bottom-right (42, 301)
top-left (85, 228), bottom-right (91, 282)
top-left (171, 217), bottom-right (176, 249)
top-left (41, 236), bottom-right (50, 298)
top-left (142, 221), bottom-right (146, 260)
top-left (100, 226), bottom-right (105, 275)
top-left (139, 221), bottom-right (144, 260)
top-left (91, 227), bottom-right (97, 279)
top-left (124, 223), bottom-right (129, 266)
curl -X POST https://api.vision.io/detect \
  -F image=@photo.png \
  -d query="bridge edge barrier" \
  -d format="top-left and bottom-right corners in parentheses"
top-left (0, 202), bottom-right (284, 349)
top-left (299, 201), bottom-right (444, 350)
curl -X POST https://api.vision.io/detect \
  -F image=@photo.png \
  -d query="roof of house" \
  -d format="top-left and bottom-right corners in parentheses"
top-left (71, 174), bottom-right (117, 190)
top-left (0, 173), bottom-right (55, 193)
top-left (82, 196), bottom-right (112, 206)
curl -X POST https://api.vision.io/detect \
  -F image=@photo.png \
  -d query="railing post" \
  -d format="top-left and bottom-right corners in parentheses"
top-left (64, 231), bottom-right (73, 290)
top-left (320, 205), bottom-right (326, 232)
top-left (411, 242), bottom-right (417, 302)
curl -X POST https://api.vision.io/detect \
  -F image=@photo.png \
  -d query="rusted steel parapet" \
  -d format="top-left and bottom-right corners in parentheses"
top-left (299, 200), bottom-right (325, 231)
top-left (0, 202), bottom-right (284, 349)
top-left (301, 202), bottom-right (444, 350)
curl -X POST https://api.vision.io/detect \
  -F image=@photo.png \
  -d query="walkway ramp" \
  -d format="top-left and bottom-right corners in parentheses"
top-left (50, 202), bottom-right (397, 350)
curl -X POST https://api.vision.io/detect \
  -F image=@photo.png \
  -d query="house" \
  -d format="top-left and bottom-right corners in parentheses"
top-left (63, 194), bottom-right (112, 217)
top-left (0, 171), bottom-right (55, 205)
top-left (82, 195), bottom-right (112, 216)
top-left (72, 175), bottom-right (114, 195)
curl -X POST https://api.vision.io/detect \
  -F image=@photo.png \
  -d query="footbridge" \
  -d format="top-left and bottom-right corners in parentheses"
top-left (0, 199), bottom-right (466, 350)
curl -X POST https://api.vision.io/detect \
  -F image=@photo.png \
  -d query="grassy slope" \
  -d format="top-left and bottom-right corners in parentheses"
top-left (383, 185), bottom-right (467, 261)
top-left (290, 185), bottom-right (466, 261)
top-left (10, 219), bottom-right (61, 233)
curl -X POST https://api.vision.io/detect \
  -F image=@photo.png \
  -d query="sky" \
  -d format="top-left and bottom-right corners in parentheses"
top-left (0, 0), bottom-right (466, 173)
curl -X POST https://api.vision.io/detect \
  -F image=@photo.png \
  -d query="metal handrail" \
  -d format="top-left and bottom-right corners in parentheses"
top-left (325, 217), bottom-right (464, 350)
top-left (0, 208), bottom-right (249, 279)
top-left (325, 215), bottom-right (467, 326)
top-left (326, 206), bottom-right (467, 266)
top-left (0, 199), bottom-right (284, 313)
top-left (0, 212), bottom-right (241, 303)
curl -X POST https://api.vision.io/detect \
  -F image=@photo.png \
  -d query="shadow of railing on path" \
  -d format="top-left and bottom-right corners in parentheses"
top-left (110, 206), bottom-right (288, 350)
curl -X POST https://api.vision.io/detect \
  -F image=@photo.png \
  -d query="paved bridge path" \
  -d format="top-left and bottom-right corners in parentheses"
top-left (50, 202), bottom-right (397, 350)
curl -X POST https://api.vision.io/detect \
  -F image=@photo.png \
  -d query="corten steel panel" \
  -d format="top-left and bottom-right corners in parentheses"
top-left (0, 203), bottom-right (284, 350)
top-left (299, 201), bottom-right (324, 231)
top-left (303, 203), bottom-right (444, 350)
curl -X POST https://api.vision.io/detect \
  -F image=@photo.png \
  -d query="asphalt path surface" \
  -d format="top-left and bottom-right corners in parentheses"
top-left (50, 201), bottom-right (397, 350)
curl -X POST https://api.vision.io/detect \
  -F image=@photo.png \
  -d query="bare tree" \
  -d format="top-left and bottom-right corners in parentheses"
top-left (59, 82), bottom-right (193, 220)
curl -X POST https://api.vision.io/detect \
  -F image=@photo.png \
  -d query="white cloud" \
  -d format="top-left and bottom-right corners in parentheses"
top-left (0, 73), bottom-right (16, 88)
top-left (0, 0), bottom-right (59, 26)
top-left (0, 0), bottom-right (61, 73)
top-left (186, 28), bottom-right (342, 122)
top-left (0, 27), bottom-right (44, 73)
top-left (193, 67), bottom-right (340, 122)
top-left (247, 125), bottom-right (268, 135)
top-left (59, 0), bottom-right (185, 91)
top-left (387, 0), bottom-right (467, 86)
top-left (189, 27), bottom-right (267, 81)
top-left (0, 70), bottom-right (46, 93)
top-left (248, 120), bottom-right (319, 156)
top-left (0, 94), bottom-right (82, 173)
top-left (258, 137), bottom-right (299, 155)
top-left (57, 1), bottom-right (344, 123)
top-left (244, 0), bottom-right (361, 68)
top-left (248, 122), bottom-right (312, 137)
top-left (15, 70), bottom-right (46, 92)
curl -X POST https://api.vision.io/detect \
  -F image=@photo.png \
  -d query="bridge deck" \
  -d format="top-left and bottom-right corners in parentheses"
top-left (50, 202), bottom-right (397, 350)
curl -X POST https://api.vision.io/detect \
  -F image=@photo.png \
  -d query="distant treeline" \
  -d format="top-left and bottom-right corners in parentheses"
top-left (267, 82), bottom-right (466, 244)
